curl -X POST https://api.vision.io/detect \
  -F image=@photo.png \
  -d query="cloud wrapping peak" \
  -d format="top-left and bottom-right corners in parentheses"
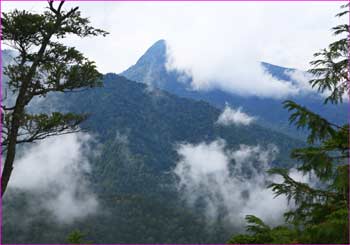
top-left (2, 1), bottom-right (339, 78)
top-left (217, 104), bottom-right (255, 126)
top-left (284, 69), bottom-right (314, 94)
top-left (167, 51), bottom-right (300, 98)
top-left (10, 133), bottom-right (99, 224)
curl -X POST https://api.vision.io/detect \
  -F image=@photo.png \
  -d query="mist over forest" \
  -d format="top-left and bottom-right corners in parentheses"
top-left (1, 1), bottom-right (348, 244)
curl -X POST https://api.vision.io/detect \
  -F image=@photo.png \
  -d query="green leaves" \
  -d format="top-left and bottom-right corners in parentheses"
top-left (228, 4), bottom-right (350, 244)
top-left (228, 215), bottom-right (297, 244)
top-left (231, 59), bottom-right (349, 244)
top-left (1, 0), bottom-right (107, 149)
top-left (268, 168), bottom-right (329, 205)
top-left (38, 42), bottom-right (103, 95)
top-left (245, 215), bottom-right (271, 234)
top-left (307, 4), bottom-right (349, 105)
top-left (267, 101), bottom-right (349, 243)
top-left (292, 147), bottom-right (333, 181)
top-left (228, 215), bottom-right (273, 244)
top-left (265, 5), bottom-right (349, 241)
top-left (331, 164), bottom-right (349, 200)
top-left (301, 207), bottom-right (349, 244)
top-left (283, 100), bottom-right (337, 143)
top-left (55, 9), bottom-right (109, 38)
top-left (2, 10), bottom-right (46, 47)
top-left (21, 112), bottom-right (86, 133)
top-left (66, 230), bottom-right (90, 244)
top-left (1, 1), bottom-right (107, 97)
top-left (2, 111), bottom-right (88, 150)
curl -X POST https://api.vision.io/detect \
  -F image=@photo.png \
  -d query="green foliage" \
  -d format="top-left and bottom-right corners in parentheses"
top-left (2, 111), bottom-right (87, 152)
top-left (299, 207), bottom-right (349, 244)
top-left (66, 230), bottom-right (86, 244)
top-left (1, 0), bottom-right (108, 195)
top-left (245, 215), bottom-right (271, 234)
top-left (283, 100), bottom-right (337, 144)
top-left (2, 74), bottom-right (303, 244)
top-left (228, 215), bottom-right (297, 244)
top-left (229, 4), bottom-right (349, 244)
top-left (308, 3), bottom-right (349, 104)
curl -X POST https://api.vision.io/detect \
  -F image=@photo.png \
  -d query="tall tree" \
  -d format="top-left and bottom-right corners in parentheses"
top-left (1, 0), bottom-right (108, 196)
top-left (228, 4), bottom-right (349, 244)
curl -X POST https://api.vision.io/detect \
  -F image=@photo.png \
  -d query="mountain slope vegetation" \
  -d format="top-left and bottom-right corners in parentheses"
top-left (122, 40), bottom-right (347, 139)
top-left (3, 73), bottom-right (304, 243)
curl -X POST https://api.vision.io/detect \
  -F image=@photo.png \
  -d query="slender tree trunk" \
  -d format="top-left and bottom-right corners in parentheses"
top-left (1, 34), bottom-right (53, 197)
top-left (1, 3), bottom-right (81, 196)
top-left (1, 111), bottom-right (21, 196)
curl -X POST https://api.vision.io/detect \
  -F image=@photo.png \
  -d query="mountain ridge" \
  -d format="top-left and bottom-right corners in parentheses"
top-left (4, 72), bottom-right (304, 243)
top-left (121, 40), bottom-right (347, 139)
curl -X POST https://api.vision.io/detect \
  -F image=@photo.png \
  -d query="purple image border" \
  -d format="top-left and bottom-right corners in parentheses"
top-left (0, 0), bottom-right (349, 245)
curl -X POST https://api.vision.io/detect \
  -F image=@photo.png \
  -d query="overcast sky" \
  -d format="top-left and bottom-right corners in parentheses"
top-left (2, 1), bottom-right (341, 74)
top-left (2, 1), bottom-right (344, 99)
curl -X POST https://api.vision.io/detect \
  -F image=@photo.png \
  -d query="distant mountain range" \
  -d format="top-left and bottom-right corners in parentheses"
top-left (2, 40), bottom-right (346, 243)
top-left (3, 51), bottom-right (303, 243)
top-left (121, 40), bottom-right (347, 139)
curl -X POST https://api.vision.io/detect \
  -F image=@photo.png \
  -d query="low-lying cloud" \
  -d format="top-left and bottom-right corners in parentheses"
top-left (173, 139), bottom-right (287, 229)
top-left (167, 50), bottom-right (300, 98)
top-left (217, 104), bottom-right (255, 126)
top-left (284, 69), bottom-right (314, 94)
top-left (285, 69), bottom-right (350, 102)
top-left (9, 133), bottom-right (99, 224)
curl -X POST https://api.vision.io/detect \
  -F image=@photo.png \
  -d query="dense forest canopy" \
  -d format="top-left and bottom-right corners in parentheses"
top-left (1, 1), bottom-right (348, 244)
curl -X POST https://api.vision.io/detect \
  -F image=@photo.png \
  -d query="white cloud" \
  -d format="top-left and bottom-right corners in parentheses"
top-left (9, 133), bottom-right (99, 224)
top-left (2, 2), bottom-right (340, 76)
top-left (166, 42), bottom-right (301, 98)
top-left (285, 69), bottom-right (349, 102)
top-left (217, 104), bottom-right (255, 126)
top-left (285, 69), bottom-right (315, 94)
top-left (173, 139), bottom-right (288, 229)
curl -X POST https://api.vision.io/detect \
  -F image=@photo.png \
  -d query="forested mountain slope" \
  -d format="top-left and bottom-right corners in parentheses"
top-left (122, 40), bottom-right (347, 139)
top-left (3, 73), bottom-right (304, 243)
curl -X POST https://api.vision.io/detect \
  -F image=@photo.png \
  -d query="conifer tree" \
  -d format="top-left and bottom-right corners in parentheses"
top-left (66, 230), bottom-right (90, 244)
top-left (228, 4), bottom-right (349, 244)
top-left (1, 1), bottom-right (108, 196)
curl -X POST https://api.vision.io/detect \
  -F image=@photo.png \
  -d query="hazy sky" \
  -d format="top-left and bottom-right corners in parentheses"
top-left (2, 1), bottom-right (341, 75)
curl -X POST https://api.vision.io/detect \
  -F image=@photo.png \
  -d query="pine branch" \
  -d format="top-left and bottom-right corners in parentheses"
top-left (283, 101), bottom-right (339, 143)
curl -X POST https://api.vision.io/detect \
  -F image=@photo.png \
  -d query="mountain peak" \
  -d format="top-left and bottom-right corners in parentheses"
top-left (150, 39), bottom-right (166, 49)
top-left (121, 40), bottom-right (168, 82)
top-left (137, 39), bottom-right (167, 66)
